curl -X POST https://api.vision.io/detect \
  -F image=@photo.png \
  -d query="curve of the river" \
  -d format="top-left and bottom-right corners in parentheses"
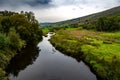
top-left (6, 33), bottom-right (97, 80)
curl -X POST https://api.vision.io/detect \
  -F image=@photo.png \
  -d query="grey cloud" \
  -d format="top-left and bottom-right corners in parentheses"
top-left (24, 0), bottom-right (52, 6)
top-left (0, 0), bottom-right (52, 8)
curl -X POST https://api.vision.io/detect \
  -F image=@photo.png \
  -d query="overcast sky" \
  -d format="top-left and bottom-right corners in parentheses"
top-left (0, 0), bottom-right (120, 22)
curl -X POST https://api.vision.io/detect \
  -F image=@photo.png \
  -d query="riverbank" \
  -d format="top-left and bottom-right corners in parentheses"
top-left (0, 11), bottom-right (42, 80)
top-left (50, 29), bottom-right (120, 80)
top-left (0, 32), bottom-right (25, 80)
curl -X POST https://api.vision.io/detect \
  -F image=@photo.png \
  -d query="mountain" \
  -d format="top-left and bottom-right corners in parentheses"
top-left (40, 6), bottom-right (120, 27)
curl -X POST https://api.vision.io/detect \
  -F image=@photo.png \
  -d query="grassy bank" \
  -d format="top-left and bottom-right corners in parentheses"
top-left (50, 29), bottom-right (120, 80)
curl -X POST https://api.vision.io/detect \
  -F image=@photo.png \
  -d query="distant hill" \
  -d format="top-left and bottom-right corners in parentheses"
top-left (40, 22), bottom-right (53, 28)
top-left (40, 6), bottom-right (120, 27)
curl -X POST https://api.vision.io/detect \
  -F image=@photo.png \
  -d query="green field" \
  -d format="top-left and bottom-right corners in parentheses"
top-left (50, 29), bottom-right (120, 80)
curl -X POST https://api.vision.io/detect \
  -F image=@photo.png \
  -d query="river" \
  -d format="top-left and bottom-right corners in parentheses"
top-left (6, 33), bottom-right (97, 80)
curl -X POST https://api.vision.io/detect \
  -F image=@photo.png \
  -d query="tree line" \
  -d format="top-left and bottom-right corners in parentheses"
top-left (81, 16), bottom-right (120, 32)
top-left (96, 16), bottom-right (120, 32)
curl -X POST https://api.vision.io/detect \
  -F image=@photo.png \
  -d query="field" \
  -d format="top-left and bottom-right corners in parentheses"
top-left (50, 28), bottom-right (120, 80)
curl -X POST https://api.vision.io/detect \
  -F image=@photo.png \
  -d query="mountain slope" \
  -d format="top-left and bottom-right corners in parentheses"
top-left (41, 6), bottom-right (120, 27)
top-left (57, 6), bottom-right (120, 25)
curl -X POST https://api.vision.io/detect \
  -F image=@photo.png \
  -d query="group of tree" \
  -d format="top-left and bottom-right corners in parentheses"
top-left (95, 16), bottom-right (120, 32)
top-left (0, 11), bottom-right (42, 43)
top-left (80, 16), bottom-right (120, 32)
top-left (0, 10), bottom-right (42, 80)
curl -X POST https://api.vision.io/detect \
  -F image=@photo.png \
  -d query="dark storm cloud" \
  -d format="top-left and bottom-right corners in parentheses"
top-left (24, 0), bottom-right (52, 6)
top-left (0, 0), bottom-right (52, 8)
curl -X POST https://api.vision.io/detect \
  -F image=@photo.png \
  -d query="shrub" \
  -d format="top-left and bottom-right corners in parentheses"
top-left (0, 33), bottom-right (10, 50)
top-left (8, 28), bottom-right (25, 51)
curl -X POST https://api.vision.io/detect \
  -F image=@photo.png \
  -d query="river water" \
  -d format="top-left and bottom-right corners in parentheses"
top-left (6, 33), bottom-right (97, 80)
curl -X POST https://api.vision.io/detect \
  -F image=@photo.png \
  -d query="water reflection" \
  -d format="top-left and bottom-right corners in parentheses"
top-left (6, 33), bottom-right (97, 80)
top-left (6, 43), bottom-right (39, 77)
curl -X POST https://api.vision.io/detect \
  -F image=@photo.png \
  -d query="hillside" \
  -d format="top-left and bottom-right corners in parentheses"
top-left (41, 6), bottom-right (120, 27)
top-left (60, 6), bottom-right (120, 24)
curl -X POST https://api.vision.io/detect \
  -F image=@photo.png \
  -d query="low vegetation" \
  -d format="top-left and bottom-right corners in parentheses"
top-left (0, 11), bottom-right (42, 80)
top-left (50, 28), bottom-right (120, 80)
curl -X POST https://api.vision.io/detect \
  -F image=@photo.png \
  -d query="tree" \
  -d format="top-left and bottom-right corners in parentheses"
top-left (96, 17), bottom-right (106, 31)
top-left (96, 16), bottom-right (120, 32)
top-left (1, 17), bottom-right (11, 33)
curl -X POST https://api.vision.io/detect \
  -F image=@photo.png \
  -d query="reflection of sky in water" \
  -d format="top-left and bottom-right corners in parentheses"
top-left (7, 33), bottom-right (97, 80)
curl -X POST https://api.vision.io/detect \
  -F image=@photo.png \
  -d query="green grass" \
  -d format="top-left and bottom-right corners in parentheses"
top-left (82, 43), bottom-right (120, 79)
top-left (66, 27), bottom-right (78, 30)
top-left (42, 28), bottom-right (49, 36)
top-left (100, 32), bottom-right (120, 40)
top-left (50, 29), bottom-right (120, 80)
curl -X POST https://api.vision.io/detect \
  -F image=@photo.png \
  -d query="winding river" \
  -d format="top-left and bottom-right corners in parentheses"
top-left (6, 33), bottom-right (97, 80)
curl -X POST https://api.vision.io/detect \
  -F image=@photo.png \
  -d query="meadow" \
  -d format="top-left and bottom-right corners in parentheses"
top-left (50, 28), bottom-right (120, 80)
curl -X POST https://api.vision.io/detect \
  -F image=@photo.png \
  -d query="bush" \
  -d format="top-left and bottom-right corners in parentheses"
top-left (0, 33), bottom-right (10, 50)
top-left (8, 28), bottom-right (25, 51)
